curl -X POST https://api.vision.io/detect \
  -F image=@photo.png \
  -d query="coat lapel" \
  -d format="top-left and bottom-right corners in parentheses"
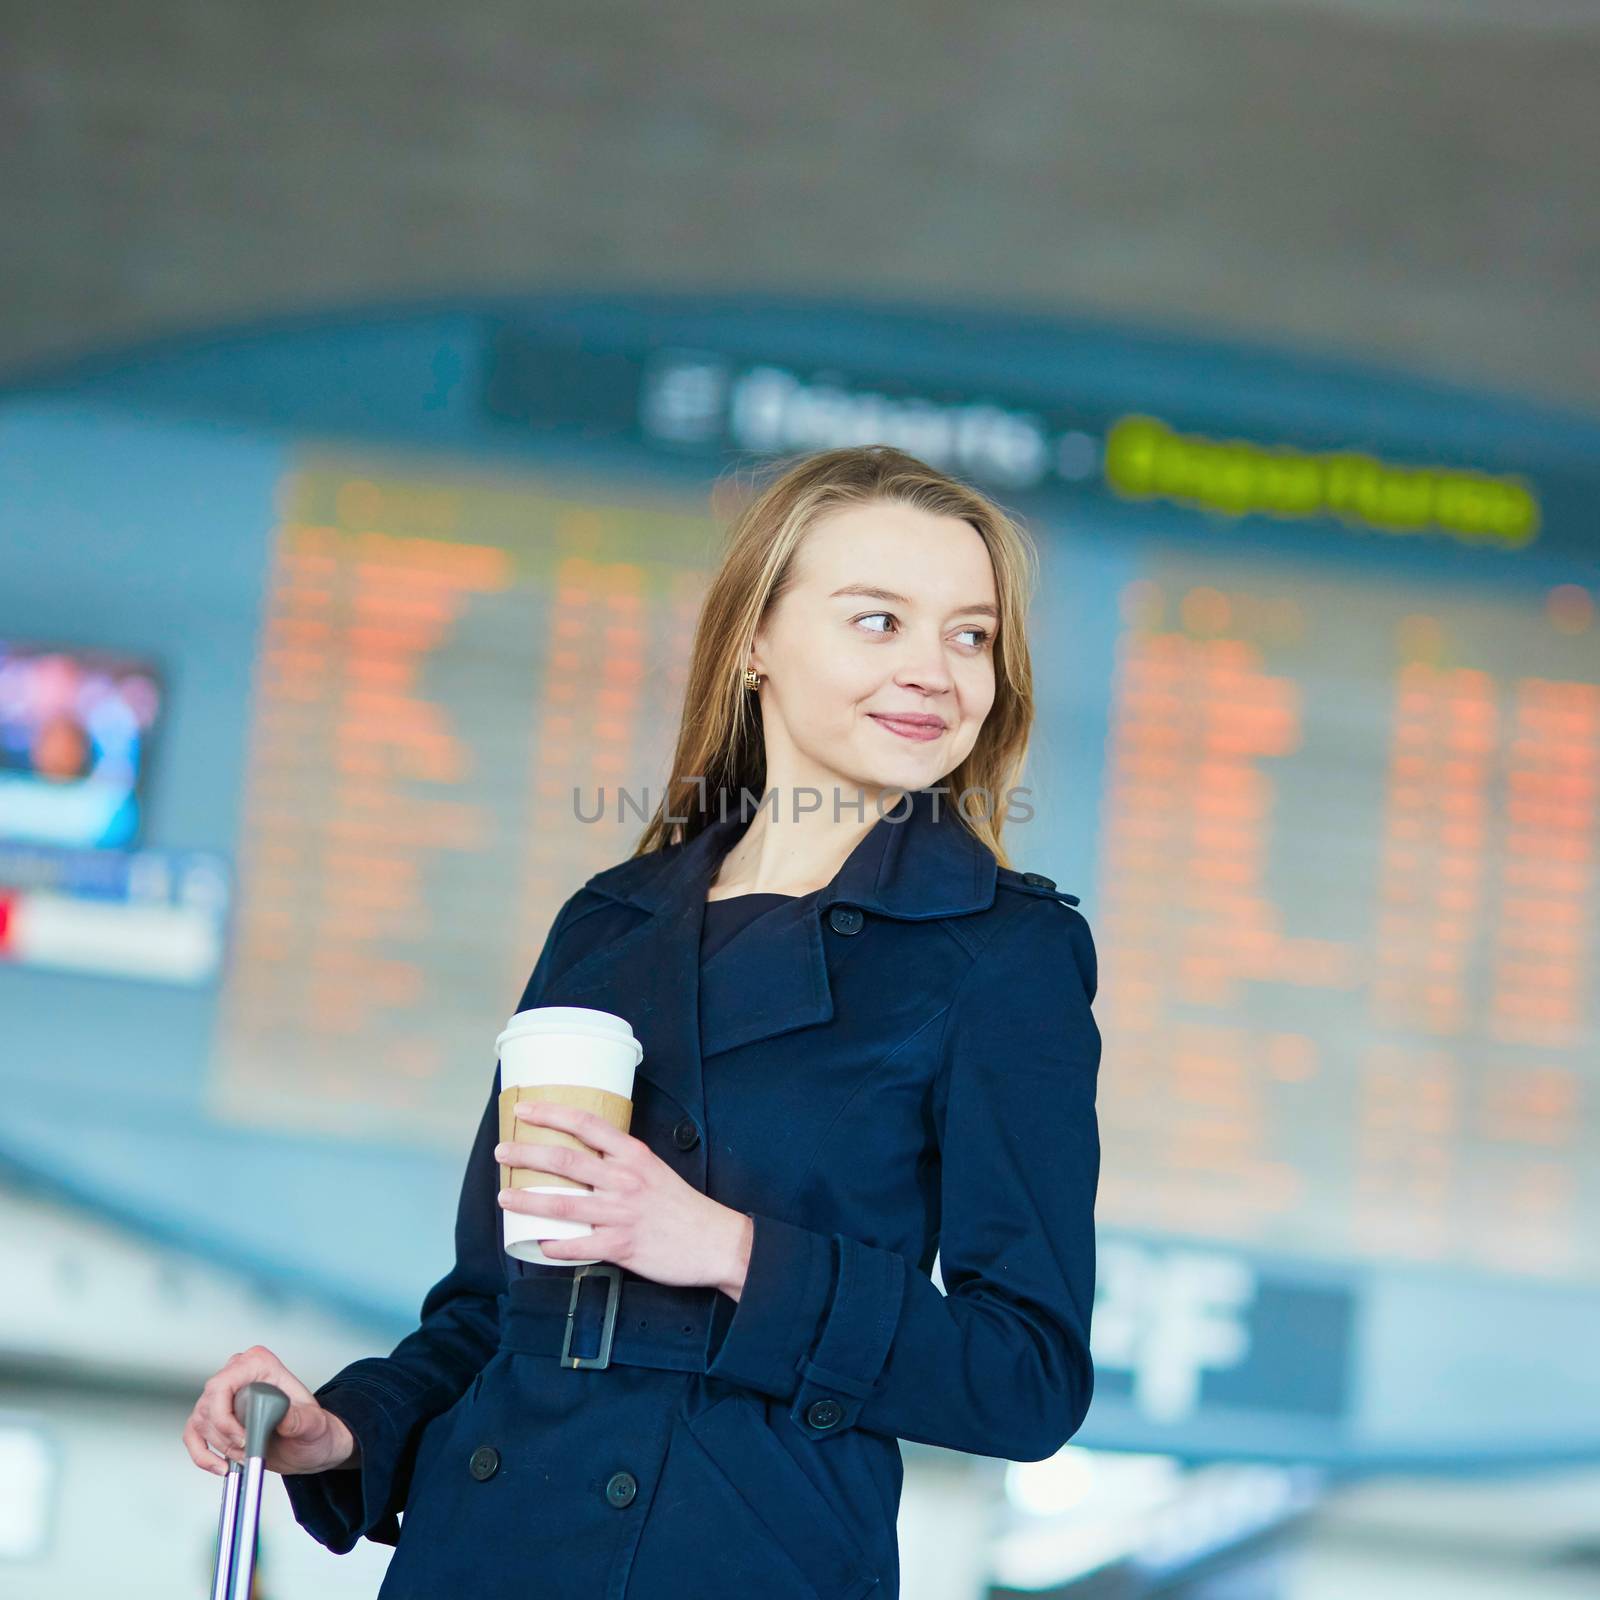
top-left (555, 787), bottom-right (1002, 1122)
top-left (699, 892), bottom-right (833, 1059)
top-left (549, 815), bottom-right (733, 1131)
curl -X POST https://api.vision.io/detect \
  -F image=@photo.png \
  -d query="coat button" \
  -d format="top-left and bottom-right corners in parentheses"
top-left (672, 1117), bottom-right (701, 1152)
top-left (468, 1445), bottom-right (500, 1481)
top-left (827, 904), bottom-right (864, 936)
top-left (1021, 871), bottom-right (1056, 890)
top-left (806, 1398), bottom-right (844, 1430)
top-left (605, 1470), bottom-right (638, 1507)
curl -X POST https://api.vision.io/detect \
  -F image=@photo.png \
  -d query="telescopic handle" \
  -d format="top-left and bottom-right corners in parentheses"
top-left (233, 1382), bottom-right (290, 1458)
top-left (209, 1382), bottom-right (290, 1600)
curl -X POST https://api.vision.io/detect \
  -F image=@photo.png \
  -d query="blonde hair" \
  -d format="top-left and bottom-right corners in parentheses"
top-left (633, 444), bottom-right (1040, 869)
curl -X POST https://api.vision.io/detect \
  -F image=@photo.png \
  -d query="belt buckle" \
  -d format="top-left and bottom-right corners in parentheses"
top-left (561, 1261), bottom-right (623, 1370)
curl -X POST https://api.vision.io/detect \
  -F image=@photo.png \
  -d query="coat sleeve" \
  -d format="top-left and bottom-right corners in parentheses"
top-left (703, 895), bottom-right (1100, 1463)
top-left (282, 892), bottom-right (582, 1552)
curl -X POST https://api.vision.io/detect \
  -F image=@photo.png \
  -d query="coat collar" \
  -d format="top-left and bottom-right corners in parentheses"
top-left (549, 787), bottom-right (1000, 1128)
top-left (585, 783), bottom-right (1000, 922)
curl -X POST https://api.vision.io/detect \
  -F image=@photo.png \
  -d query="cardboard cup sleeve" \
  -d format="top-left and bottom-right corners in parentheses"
top-left (498, 1084), bottom-right (634, 1194)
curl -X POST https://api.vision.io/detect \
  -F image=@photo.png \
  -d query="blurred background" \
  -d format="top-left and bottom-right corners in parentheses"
top-left (3, 2), bottom-right (1599, 1595)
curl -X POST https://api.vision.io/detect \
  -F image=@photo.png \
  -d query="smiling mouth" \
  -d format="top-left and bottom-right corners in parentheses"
top-left (868, 712), bottom-right (947, 743)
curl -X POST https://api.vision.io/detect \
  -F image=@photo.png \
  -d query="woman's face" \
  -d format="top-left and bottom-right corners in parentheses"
top-left (749, 498), bottom-right (999, 806)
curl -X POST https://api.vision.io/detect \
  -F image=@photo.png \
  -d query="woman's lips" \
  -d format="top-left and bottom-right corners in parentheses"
top-left (868, 712), bottom-right (947, 743)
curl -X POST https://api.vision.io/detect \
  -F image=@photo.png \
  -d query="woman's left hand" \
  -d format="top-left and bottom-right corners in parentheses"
top-left (495, 1101), bottom-right (753, 1299)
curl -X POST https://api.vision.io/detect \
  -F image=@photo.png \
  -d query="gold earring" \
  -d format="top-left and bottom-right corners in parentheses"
top-left (743, 667), bottom-right (762, 690)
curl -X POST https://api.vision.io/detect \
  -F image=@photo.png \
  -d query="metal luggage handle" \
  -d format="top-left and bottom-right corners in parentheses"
top-left (209, 1381), bottom-right (289, 1600)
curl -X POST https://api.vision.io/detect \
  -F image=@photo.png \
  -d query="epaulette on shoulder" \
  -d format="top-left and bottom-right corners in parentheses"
top-left (994, 864), bottom-right (1080, 906)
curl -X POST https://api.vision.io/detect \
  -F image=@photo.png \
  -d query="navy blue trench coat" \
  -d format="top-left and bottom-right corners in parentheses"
top-left (285, 785), bottom-right (1101, 1599)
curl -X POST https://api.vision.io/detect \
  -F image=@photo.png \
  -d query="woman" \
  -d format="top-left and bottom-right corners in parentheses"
top-left (183, 444), bottom-right (1102, 1600)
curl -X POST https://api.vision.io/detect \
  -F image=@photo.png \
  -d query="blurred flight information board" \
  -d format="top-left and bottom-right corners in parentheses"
top-left (1088, 555), bottom-right (1597, 1284)
top-left (210, 457), bottom-right (715, 1140)
top-left (207, 446), bottom-right (1599, 1291)
top-left (7, 295), bottom-right (1600, 1460)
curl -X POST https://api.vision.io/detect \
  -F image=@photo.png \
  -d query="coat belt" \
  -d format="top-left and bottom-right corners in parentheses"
top-left (499, 1263), bottom-right (719, 1373)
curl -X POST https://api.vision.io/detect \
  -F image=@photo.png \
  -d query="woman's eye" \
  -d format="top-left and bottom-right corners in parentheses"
top-left (853, 613), bottom-right (990, 648)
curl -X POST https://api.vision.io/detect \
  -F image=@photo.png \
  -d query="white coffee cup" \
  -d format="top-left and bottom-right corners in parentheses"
top-left (494, 1006), bottom-right (642, 1267)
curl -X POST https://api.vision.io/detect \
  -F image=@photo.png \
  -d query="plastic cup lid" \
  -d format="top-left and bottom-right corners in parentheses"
top-left (496, 1005), bottom-right (642, 1062)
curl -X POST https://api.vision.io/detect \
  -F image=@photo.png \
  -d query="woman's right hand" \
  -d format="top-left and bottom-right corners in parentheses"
top-left (182, 1344), bottom-right (359, 1477)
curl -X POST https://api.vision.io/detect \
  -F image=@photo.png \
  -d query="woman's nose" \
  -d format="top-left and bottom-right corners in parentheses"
top-left (893, 631), bottom-right (955, 691)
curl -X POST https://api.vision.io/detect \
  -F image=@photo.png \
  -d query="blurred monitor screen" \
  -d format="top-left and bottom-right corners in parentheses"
top-left (0, 640), bottom-right (163, 850)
